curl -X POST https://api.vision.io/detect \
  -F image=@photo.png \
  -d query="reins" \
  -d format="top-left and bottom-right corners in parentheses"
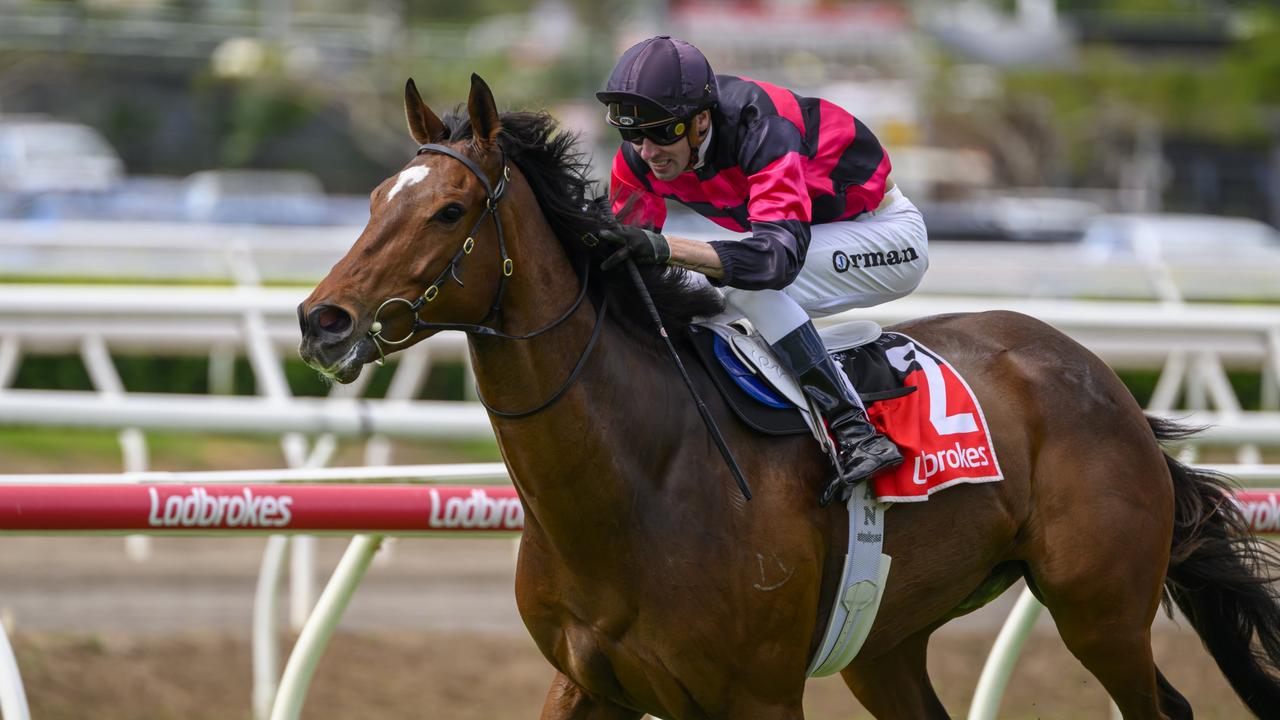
top-left (367, 142), bottom-right (606, 419)
top-left (363, 139), bottom-right (748, 499)
top-left (368, 139), bottom-right (747, 499)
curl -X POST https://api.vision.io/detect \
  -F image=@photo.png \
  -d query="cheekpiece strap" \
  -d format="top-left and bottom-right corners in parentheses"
top-left (366, 143), bottom-right (597, 418)
top-left (403, 143), bottom-right (511, 326)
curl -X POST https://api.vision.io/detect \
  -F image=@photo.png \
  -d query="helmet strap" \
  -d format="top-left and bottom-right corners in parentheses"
top-left (685, 112), bottom-right (707, 167)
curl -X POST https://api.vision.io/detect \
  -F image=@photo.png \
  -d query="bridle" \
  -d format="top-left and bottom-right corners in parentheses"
top-left (367, 142), bottom-right (608, 419)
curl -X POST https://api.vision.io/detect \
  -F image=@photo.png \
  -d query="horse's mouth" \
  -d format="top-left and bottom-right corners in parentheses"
top-left (301, 336), bottom-right (376, 384)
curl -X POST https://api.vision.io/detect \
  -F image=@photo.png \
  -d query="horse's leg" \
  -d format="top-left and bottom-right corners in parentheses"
top-left (1022, 455), bottom-right (1171, 718)
top-left (1025, 524), bottom-right (1170, 718)
top-left (838, 630), bottom-right (948, 719)
top-left (539, 672), bottom-right (644, 720)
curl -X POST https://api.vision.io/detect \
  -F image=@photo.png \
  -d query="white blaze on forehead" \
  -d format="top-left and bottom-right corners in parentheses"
top-left (387, 166), bottom-right (430, 201)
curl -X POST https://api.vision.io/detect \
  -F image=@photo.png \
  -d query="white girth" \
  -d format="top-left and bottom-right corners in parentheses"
top-left (697, 318), bottom-right (892, 676)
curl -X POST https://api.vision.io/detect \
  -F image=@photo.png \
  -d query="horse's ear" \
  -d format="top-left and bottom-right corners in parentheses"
top-left (404, 78), bottom-right (446, 146)
top-left (467, 73), bottom-right (502, 149)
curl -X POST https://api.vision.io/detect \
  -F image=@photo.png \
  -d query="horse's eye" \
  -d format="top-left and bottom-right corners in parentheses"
top-left (435, 204), bottom-right (466, 223)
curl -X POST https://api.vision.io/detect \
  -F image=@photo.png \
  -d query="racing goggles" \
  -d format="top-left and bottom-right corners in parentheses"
top-left (605, 103), bottom-right (689, 146)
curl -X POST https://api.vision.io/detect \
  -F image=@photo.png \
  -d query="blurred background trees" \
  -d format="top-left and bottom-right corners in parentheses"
top-left (1, 0), bottom-right (1277, 222)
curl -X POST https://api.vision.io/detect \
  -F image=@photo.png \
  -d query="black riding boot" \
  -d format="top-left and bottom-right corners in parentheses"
top-left (771, 321), bottom-right (903, 506)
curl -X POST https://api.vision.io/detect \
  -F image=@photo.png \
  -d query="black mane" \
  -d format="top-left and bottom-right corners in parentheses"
top-left (438, 110), bottom-right (724, 336)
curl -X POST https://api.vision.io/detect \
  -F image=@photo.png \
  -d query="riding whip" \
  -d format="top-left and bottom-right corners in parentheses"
top-left (622, 258), bottom-right (753, 501)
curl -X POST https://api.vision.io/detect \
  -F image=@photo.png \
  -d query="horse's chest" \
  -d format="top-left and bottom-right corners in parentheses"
top-left (541, 616), bottom-right (704, 718)
top-left (518, 578), bottom-right (702, 716)
top-left (546, 619), bottom-right (633, 691)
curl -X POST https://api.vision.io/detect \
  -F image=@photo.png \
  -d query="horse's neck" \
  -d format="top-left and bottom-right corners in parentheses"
top-left (466, 182), bottom-right (681, 542)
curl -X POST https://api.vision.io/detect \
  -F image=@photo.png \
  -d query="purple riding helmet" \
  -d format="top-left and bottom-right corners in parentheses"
top-left (596, 35), bottom-right (719, 146)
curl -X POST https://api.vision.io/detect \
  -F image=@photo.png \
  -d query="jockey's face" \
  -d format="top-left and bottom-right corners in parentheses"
top-left (637, 111), bottom-right (710, 181)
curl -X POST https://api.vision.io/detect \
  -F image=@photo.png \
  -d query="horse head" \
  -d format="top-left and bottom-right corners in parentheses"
top-left (298, 74), bottom-right (509, 383)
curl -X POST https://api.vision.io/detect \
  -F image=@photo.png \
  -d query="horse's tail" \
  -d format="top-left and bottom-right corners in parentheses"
top-left (1149, 415), bottom-right (1280, 715)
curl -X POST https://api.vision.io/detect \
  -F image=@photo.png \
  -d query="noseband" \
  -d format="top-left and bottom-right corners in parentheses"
top-left (370, 143), bottom-right (515, 345)
top-left (367, 142), bottom-right (607, 419)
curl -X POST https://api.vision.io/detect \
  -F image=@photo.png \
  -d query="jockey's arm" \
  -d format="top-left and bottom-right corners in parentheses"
top-left (662, 179), bottom-right (897, 285)
top-left (665, 235), bottom-right (726, 281)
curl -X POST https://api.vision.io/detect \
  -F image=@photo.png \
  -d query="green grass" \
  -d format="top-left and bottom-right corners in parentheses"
top-left (1116, 368), bottom-right (1267, 410)
top-left (0, 427), bottom-right (501, 474)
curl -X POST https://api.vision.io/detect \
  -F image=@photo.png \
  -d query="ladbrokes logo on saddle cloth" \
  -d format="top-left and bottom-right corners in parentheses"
top-left (834, 335), bottom-right (1003, 502)
top-left (689, 324), bottom-right (1004, 501)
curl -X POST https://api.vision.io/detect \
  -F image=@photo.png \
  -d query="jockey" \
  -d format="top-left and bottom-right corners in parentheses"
top-left (595, 35), bottom-right (929, 505)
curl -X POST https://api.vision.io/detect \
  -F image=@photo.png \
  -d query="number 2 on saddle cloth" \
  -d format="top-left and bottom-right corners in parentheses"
top-left (689, 327), bottom-right (1004, 502)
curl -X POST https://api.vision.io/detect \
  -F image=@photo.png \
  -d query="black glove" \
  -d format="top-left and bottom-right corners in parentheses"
top-left (598, 226), bottom-right (671, 271)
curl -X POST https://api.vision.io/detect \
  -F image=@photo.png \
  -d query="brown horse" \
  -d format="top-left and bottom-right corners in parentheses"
top-left (298, 75), bottom-right (1280, 719)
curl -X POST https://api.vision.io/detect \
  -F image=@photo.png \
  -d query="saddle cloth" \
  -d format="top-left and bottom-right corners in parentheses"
top-left (688, 320), bottom-right (1004, 502)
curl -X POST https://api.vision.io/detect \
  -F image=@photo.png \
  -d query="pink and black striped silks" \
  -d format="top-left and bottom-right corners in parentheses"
top-left (609, 75), bottom-right (892, 292)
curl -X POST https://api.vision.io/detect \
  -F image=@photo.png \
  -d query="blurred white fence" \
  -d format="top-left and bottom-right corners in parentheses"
top-left (0, 288), bottom-right (1275, 460)
top-left (920, 241), bottom-right (1280, 301)
top-left (3, 284), bottom-right (1276, 420)
top-left (3, 283), bottom-right (1277, 367)
top-left (6, 220), bottom-right (1280, 300)
top-left (1, 287), bottom-right (1277, 471)
top-left (0, 221), bottom-right (357, 285)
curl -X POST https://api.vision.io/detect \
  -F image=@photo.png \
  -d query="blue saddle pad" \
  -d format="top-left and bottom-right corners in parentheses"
top-left (711, 334), bottom-right (792, 409)
top-left (688, 325), bottom-right (919, 437)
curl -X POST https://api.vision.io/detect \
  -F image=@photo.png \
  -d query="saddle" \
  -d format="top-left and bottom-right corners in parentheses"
top-left (687, 319), bottom-right (915, 442)
top-left (687, 318), bottom-right (1002, 504)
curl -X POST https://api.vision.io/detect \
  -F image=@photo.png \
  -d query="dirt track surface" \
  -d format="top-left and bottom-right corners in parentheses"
top-left (9, 627), bottom-right (1253, 720)
top-left (1, 535), bottom-right (1255, 719)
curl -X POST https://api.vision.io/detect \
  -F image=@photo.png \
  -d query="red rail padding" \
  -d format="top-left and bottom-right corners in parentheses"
top-left (1235, 490), bottom-right (1280, 536)
top-left (0, 484), bottom-right (523, 533)
top-left (0, 485), bottom-right (1276, 536)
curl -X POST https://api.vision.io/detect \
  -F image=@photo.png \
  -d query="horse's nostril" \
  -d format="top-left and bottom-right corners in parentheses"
top-left (319, 309), bottom-right (351, 333)
top-left (308, 304), bottom-right (353, 339)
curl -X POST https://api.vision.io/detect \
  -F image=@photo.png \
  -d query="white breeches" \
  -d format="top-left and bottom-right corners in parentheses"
top-left (721, 186), bottom-right (929, 344)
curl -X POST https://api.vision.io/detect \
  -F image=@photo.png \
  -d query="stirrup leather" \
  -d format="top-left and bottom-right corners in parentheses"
top-left (769, 322), bottom-right (902, 504)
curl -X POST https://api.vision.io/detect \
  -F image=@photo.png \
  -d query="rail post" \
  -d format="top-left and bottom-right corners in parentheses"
top-left (966, 587), bottom-right (1043, 720)
top-left (269, 534), bottom-right (384, 720)
top-left (252, 535), bottom-right (289, 720)
top-left (0, 613), bottom-right (31, 720)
